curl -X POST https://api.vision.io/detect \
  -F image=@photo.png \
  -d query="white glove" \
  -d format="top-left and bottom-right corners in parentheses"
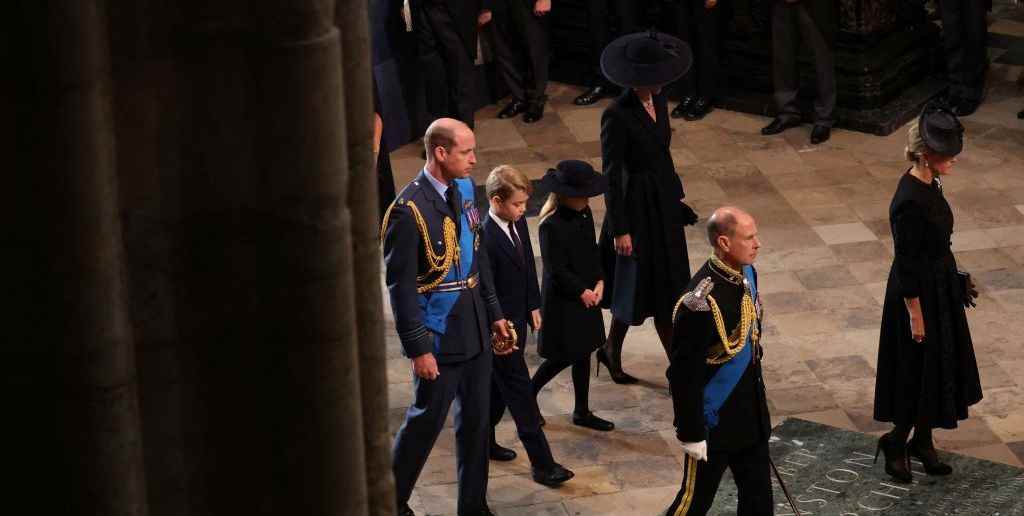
top-left (680, 440), bottom-right (708, 462)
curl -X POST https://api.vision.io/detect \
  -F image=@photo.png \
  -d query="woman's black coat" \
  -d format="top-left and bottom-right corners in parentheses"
top-left (873, 172), bottom-right (983, 429)
top-left (538, 206), bottom-right (606, 362)
top-left (598, 89), bottom-right (692, 325)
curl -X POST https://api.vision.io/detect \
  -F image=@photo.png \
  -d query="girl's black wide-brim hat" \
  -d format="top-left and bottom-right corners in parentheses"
top-left (920, 102), bottom-right (965, 157)
top-left (600, 30), bottom-right (693, 89)
top-left (540, 160), bottom-right (608, 198)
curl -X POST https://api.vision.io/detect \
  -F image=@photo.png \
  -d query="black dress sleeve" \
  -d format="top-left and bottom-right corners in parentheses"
top-left (601, 108), bottom-right (630, 237)
top-left (891, 200), bottom-right (927, 299)
top-left (668, 306), bottom-right (712, 443)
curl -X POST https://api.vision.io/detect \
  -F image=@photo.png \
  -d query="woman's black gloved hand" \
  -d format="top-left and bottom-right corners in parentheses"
top-left (680, 201), bottom-right (699, 226)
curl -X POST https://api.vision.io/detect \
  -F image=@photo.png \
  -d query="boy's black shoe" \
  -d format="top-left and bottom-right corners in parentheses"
top-left (523, 101), bottom-right (545, 123)
top-left (532, 463), bottom-right (575, 487)
top-left (489, 442), bottom-right (517, 461)
top-left (810, 125), bottom-right (831, 145)
top-left (761, 116), bottom-right (801, 135)
top-left (574, 85), bottom-right (609, 106)
top-left (572, 411), bottom-right (614, 431)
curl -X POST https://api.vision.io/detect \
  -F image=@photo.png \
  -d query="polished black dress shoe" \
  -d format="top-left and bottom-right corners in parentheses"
top-left (490, 442), bottom-right (517, 461)
top-left (683, 97), bottom-right (712, 121)
top-left (951, 97), bottom-right (980, 117)
top-left (572, 411), bottom-right (614, 431)
top-left (671, 96), bottom-right (696, 119)
top-left (810, 124), bottom-right (831, 145)
top-left (523, 101), bottom-right (545, 123)
top-left (573, 85), bottom-right (608, 106)
top-left (498, 100), bottom-right (528, 119)
top-left (398, 503), bottom-right (415, 516)
top-left (532, 463), bottom-right (575, 487)
top-left (761, 116), bottom-right (801, 135)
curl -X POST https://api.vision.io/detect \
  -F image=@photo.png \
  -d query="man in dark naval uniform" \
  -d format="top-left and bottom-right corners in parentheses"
top-left (382, 117), bottom-right (513, 516)
top-left (665, 206), bottom-right (772, 516)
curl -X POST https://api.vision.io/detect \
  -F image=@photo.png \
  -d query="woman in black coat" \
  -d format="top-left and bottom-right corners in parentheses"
top-left (873, 105), bottom-right (982, 484)
top-left (532, 160), bottom-right (615, 432)
top-left (597, 31), bottom-right (699, 383)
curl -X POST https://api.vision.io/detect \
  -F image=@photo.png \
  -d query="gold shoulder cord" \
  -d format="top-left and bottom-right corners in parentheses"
top-left (380, 199), bottom-right (461, 294)
top-left (705, 290), bottom-right (759, 365)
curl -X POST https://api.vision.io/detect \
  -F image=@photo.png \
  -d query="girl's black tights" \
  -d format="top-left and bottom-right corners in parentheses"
top-left (532, 355), bottom-right (592, 414)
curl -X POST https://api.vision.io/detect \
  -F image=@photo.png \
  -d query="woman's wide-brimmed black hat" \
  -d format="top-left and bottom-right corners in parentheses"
top-left (920, 102), bottom-right (965, 157)
top-left (540, 160), bottom-right (608, 198)
top-left (600, 30), bottom-right (693, 89)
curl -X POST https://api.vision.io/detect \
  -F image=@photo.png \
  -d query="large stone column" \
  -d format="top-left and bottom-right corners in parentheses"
top-left (337, 1), bottom-right (396, 514)
top-left (39, 1), bottom-right (150, 514)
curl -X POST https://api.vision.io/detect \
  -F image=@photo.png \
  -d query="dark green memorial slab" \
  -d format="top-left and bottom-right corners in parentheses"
top-left (708, 419), bottom-right (1024, 515)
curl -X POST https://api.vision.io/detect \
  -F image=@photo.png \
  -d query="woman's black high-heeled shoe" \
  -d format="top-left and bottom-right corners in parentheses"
top-left (908, 438), bottom-right (953, 476)
top-left (875, 433), bottom-right (913, 483)
top-left (595, 348), bottom-right (639, 384)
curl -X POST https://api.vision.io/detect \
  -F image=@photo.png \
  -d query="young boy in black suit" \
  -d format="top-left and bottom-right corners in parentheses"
top-left (483, 165), bottom-right (574, 487)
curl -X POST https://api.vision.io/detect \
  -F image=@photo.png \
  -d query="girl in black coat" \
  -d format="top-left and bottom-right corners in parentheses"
top-left (873, 106), bottom-right (982, 483)
top-left (532, 161), bottom-right (615, 432)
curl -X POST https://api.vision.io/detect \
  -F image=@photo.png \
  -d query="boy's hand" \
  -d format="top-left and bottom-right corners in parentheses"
top-left (581, 289), bottom-right (599, 308)
top-left (530, 309), bottom-right (542, 332)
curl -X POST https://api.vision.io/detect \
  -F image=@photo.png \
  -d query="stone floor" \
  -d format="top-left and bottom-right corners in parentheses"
top-left (382, 16), bottom-right (1024, 516)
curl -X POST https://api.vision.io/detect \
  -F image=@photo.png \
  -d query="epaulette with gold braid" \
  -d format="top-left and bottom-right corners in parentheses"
top-left (379, 198), bottom-right (460, 294)
top-left (673, 277), bottom-right (714, 321)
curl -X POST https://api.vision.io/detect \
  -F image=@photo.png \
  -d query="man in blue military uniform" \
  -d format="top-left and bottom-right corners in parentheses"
top-left (381, 118), bottom-right (513, 516)
top-left (665, 206), bottom-right (773, 515)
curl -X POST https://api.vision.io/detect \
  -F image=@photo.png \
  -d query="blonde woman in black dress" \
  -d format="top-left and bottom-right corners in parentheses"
top-left (873, 105), bottom-right (982, 484)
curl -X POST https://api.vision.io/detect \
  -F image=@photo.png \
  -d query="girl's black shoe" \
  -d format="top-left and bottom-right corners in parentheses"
top-left (908, 438), bottom-right (953, 476)
top-left (875, 433), bottom-right (912, 483)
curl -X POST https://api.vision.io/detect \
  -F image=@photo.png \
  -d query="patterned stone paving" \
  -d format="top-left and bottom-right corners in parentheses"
top-left (382, 13), bottom-right (1024, 515)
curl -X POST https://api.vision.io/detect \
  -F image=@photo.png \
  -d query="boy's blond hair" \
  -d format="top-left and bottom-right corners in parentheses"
top-left (485, 165), bottom-right (533, 201)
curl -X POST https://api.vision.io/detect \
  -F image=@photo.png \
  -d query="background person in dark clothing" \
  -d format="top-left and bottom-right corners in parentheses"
top-left (671, 0), bottom-right (726, 121)
top-left (761, 0), bottom-right (837, 145)
top-left (492, 0), bottom-right (552, 123)
top-left (873, 106), bottom-right (983, 484)
top-left (598, 31), bottom-right (698, 384)
top-left (573, 0), bottom-right (657, 106)
top-left (938, 0), bottom-right (991, 116)
top-left (410, 0), bottom-right (493, 128)
top-left (666, 207), bottom-right (772, 516)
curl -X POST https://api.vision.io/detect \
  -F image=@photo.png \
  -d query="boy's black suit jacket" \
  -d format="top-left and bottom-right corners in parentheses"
top-left (482, 214), bottom-right (541, 325)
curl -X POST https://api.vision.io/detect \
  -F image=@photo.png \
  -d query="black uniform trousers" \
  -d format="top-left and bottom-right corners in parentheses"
top-left (940, 0), bottom-right (988, 102)
top-left (392, 348), bottom-right (493, 513)
top-left (489, 318), bottom-right (555, 470)
top-left (491, 0), bottom-right (550, 104)
top-left (673, 0), bottom-right (723, 100)
top-left (665, 440), bottom-right (773, 516)
top-left (771, 2), bottom-right (836, 127)
top-left (412, 0), bottom-right (478, 127)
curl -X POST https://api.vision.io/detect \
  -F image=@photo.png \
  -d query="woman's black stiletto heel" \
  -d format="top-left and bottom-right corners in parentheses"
top-left (595, 348), bottom-right (639, 384)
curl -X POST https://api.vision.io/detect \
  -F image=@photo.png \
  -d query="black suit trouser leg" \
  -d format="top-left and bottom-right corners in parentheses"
top-left (491, 0), bottom-right (550, 104)
top-left (419, 3), bottom-right (478, 127)
top-left (588, 0), bottom-right (611, 86)
top-left (941, 0), bottom-right (988, 101)
top-left (392, 350), bottom-right (492, 513)
top-left (664, 440), bottom-right (772, 516)
top-left (673, 0), bottom-right (721, 100)
top-left (771, 3), bottom-right (835, 126)
top-left (490, 326), bottom-right (556, 469)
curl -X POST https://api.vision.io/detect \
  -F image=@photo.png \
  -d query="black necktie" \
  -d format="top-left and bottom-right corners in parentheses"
top-left (445, 186), bottom-right (461, 233)
top-left (507, 221), bottom-right (524, 264)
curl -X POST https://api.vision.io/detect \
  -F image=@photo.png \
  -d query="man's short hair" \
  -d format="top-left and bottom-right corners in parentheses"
top-left (423, 123), bottom-right (457, 158)
top-left (486, 165), bottom-right (533, 200)
top-left (706, 210), bottom-right (738, 248)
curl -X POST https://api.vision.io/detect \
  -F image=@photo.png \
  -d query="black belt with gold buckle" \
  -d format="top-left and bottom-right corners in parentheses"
top-left (429, 274), bottom-right (479, 293)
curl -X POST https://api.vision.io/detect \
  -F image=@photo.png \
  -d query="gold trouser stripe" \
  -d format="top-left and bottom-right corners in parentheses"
top-left (673, 454), bottom-right (698, 516)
